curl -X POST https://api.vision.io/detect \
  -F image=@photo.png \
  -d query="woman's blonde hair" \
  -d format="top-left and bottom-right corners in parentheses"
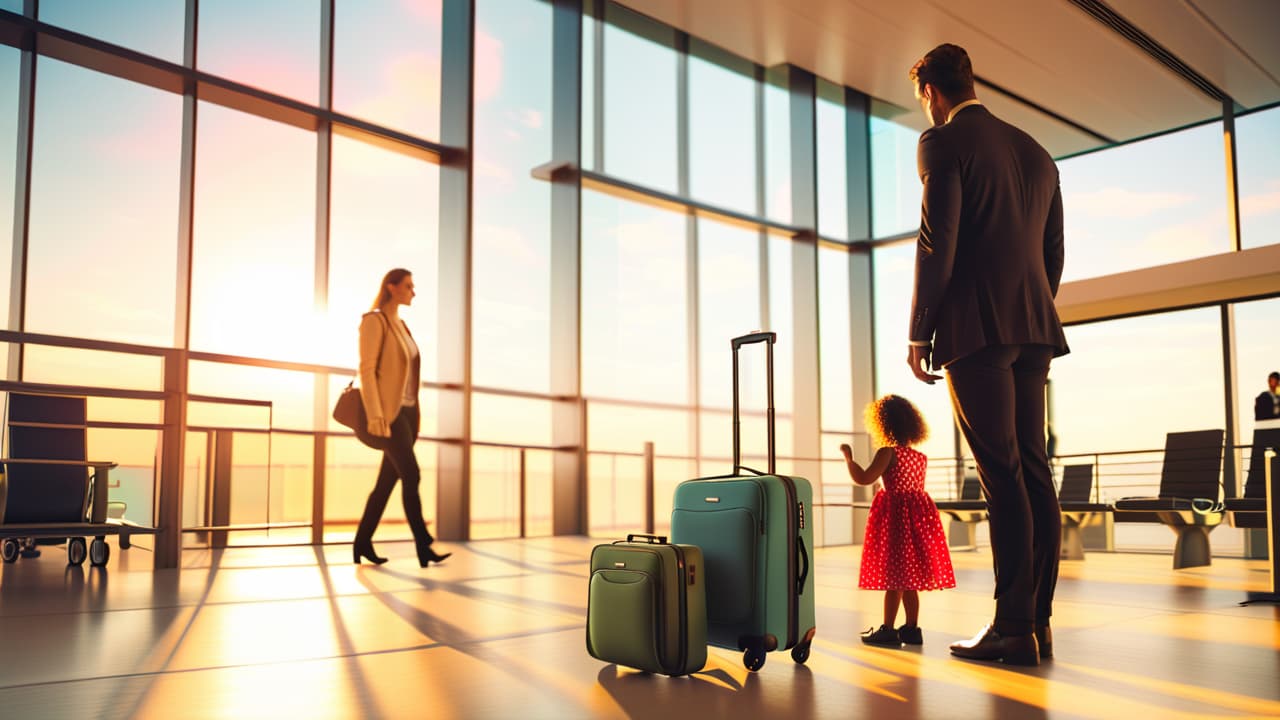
top-left (371, 268), bottom-right (412, 311)
top-left (864, 394), bottom-right (929, 448)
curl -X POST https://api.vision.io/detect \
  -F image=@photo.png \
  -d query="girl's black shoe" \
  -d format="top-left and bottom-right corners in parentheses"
top-left (861, 624), bottom-right (901, 647)
top-left (897, 624), bottom-right (923, 645)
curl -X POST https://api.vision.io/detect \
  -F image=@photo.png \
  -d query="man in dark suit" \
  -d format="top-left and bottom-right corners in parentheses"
top-left (905, 44), bottom-right (1070, 666)
top-left (1255, 372), bottom-right (1279, 422)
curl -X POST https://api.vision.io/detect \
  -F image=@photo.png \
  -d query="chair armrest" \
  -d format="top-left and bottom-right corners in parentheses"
top-left (0, 458), bottom-right (118, 468)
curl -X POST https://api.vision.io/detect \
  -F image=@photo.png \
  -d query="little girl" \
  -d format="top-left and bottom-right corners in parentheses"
top-left (840, 394), bottom-right (955, 647)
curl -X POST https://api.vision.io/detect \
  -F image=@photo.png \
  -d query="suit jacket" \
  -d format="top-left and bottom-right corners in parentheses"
top-left (358, 311), bottom-right (420, 425)
top-left (909, 104), bottom-right (1069, 367)
top-left (1257, 391), bottom-right (1280, 422)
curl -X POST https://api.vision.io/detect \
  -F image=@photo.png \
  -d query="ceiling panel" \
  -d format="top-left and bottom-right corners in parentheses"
top-left (1105, 0), bottom-right (1280, 109)
top-left (612, 0), bottom-right (1277, 147)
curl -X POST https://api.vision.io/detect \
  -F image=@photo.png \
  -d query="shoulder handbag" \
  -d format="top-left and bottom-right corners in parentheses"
top-left (333, 313), bottom-right (389, 444)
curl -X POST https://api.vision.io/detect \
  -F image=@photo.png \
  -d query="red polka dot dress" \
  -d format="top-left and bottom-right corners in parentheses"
top-left (858, 446), bottom-right (956, 591)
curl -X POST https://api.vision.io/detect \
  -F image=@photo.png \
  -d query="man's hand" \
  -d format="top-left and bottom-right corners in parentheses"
top-left (907, 344), bottom-right (944, 384)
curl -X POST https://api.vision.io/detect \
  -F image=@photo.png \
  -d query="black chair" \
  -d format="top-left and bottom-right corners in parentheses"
top-left (0, 392), bottom-right (151, 566)
top-left (1226, 428), bottom-right (1279, 529)
top-left (935, 472), bottom-right (987, 549)
top-left (1057, 464), bottom-right (1111, 560)
top-left (1113, 429), bottom-right (1225, 569)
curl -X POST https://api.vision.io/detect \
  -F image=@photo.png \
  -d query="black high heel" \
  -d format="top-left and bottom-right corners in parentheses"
top-left (353, 543), bottom-right (388, 565)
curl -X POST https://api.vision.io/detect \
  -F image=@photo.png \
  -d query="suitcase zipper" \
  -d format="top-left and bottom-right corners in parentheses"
top-left (778, 475), bottom-right (798, 649)
top-left (672, 544), bottom-right (688, 675)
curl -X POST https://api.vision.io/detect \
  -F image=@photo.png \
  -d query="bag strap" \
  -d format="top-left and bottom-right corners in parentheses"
top-left (348, 312), bottom-right (390, 389)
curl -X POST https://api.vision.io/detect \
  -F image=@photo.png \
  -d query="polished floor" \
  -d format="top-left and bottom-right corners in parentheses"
top-left (0, 537), bottom-right (1276, 720)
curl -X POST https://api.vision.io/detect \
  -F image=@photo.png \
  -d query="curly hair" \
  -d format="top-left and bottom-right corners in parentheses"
top-left (864, 394), bottom-right (929, 448)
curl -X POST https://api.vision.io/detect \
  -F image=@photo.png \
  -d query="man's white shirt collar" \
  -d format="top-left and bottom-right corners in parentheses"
top-left (947, 99), bottom-right (982, 124)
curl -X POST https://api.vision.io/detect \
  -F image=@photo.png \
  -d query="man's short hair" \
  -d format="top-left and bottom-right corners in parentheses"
top-left (909, 43), bottom-right (975, 100)
top-left (1270, 371), bottom-right (1279, 382)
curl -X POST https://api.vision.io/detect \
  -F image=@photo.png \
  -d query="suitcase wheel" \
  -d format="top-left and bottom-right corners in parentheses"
top-left (1, 539), bottom-right (18, 564)
top-left (743, 647), bottom-right (767, 672)
top-left (790, 641), bottom-right (811, 664)
top-left (67, 537), bottom-right (87, 566)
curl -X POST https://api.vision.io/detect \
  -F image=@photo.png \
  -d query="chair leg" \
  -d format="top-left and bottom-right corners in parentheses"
top-left (948, 519), bottom-right (978, 550)
top-left (1060, 517), bottom-right (1085, 560)
top-left (1172, 526), bottom-right (1212, 569)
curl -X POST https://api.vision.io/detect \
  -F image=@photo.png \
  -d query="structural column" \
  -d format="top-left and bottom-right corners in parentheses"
top-left (549, 0), bottom-right (586, 535)
top-left (436, 0), bottom-right (475, 541)
top-left (786, 65), bottom-right (822, 491)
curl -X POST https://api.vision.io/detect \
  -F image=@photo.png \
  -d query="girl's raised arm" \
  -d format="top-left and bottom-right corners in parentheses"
top-left (839, 444), bottom-right (895, 486)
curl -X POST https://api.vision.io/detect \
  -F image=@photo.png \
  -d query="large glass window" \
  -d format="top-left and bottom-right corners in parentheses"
top-left (601, 6), bottom-right (677, 193)
top-left (819, 244), bottom-right (852, 430)
top-left (870, 110), bottom-right (922, 238)
top-left (333, 0), bottom-right (442, 140)
top-left (698, 219), bottom-right (767, 470)
top-left (697, 219), bottom-right (760, 409)
top-left (1233, 297), bottom-right (1280, 441)
top-left (190, 103), bottom-right (317, 363)
top-left (1049, 308), bottom-right (1229, 552)
top-left (326, 135), bottom-right (439, 375)
top-left (0, 46), bottom-right (20, 334)
top-left (581, 190), bottom-right (688, 404)
top-left (198, 0), bottom-right (320, 104)
top-left (187, 361), bottom-right (317, 432)
top-left (1058, 122), bottom-right (1231, 281)
top-left (1051, 308), bottom-right (1223, 455)
top-left (763, 68), bottom-right (791, 225)
top-left (1236, 105), bottom-right (1280, 250)
top-left (26, 59), bottom-right (182, 347)
top-left (471, 0), bottom-right (552, 394)
top-left (767, 235), bottom-right (794, 416)
top-left (39, 0), bottom-right (185, 63)
top-left (872, 242), bottom-right (956, 462)
top-left (581, 3), bottom-right (599, 171)
top-left (816, 80), bottom-right (847, 240)
top-left (688, 46), bottom-right (756, 215)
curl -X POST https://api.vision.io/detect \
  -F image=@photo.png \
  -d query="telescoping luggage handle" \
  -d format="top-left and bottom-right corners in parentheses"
top-left (731, 331), bottom-right (775, 477)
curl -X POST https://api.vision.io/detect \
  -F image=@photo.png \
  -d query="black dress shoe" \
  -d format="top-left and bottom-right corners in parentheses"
top-left (949, 624), bottom-right (1040, 666)
top-left (897, 624), bottom-right (923, 645)
top-left (861, 624), bottom-right (901, 647)
top-left (1035, 625), bottom-right (1052, 659)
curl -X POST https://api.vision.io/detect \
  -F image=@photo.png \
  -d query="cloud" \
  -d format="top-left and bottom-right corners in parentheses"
top-left (473, 27), bottom-right (503, 105)
top-left (1240, 187), bottom-right (1280, 218)
top-left (1068, 187), bottom-right (1194, 219)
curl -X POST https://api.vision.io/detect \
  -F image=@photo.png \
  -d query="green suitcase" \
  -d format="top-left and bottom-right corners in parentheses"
top-left (586, 534), bottom-right (707, 676)
top-left (670, 332), bottom-right (816, 672)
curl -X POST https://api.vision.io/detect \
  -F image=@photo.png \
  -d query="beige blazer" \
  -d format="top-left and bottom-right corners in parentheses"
top-left (358, 311), bottom-right (417, 424)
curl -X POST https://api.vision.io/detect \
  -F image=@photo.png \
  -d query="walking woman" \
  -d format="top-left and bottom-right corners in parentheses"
top-left (353, 268), bottom-right (451, 567)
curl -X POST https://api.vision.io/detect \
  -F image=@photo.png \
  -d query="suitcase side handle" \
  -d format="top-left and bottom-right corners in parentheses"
top-left (796, 535), bottom-right (810, 596)
top-left (625, 533), bottom-right (668, 544)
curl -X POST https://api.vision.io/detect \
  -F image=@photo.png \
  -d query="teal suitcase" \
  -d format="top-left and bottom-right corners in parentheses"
top-left (670, 332), bottom-right (816, 671)
top-left (586, 534), bottom-right (707, 676)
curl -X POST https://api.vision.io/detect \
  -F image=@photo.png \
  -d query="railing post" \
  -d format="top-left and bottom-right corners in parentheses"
top-left (519, 448), bottom-right (527, 539)
top-left (644, 442), bottom-right (655, 534)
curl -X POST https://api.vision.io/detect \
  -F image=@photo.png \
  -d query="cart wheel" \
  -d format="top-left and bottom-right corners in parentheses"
top-left (89, 538), bottom-right (109, 567)
top-left (119, 533), bottom-right (131, 550)
top-left (790, 640), bottom-right (811, 664)
top-left (67, 537), bottom-right (87, 566)
top-left (744, 647), bottom-right (767, 672)
top-left (1, 539), bottom-right (18, 564)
